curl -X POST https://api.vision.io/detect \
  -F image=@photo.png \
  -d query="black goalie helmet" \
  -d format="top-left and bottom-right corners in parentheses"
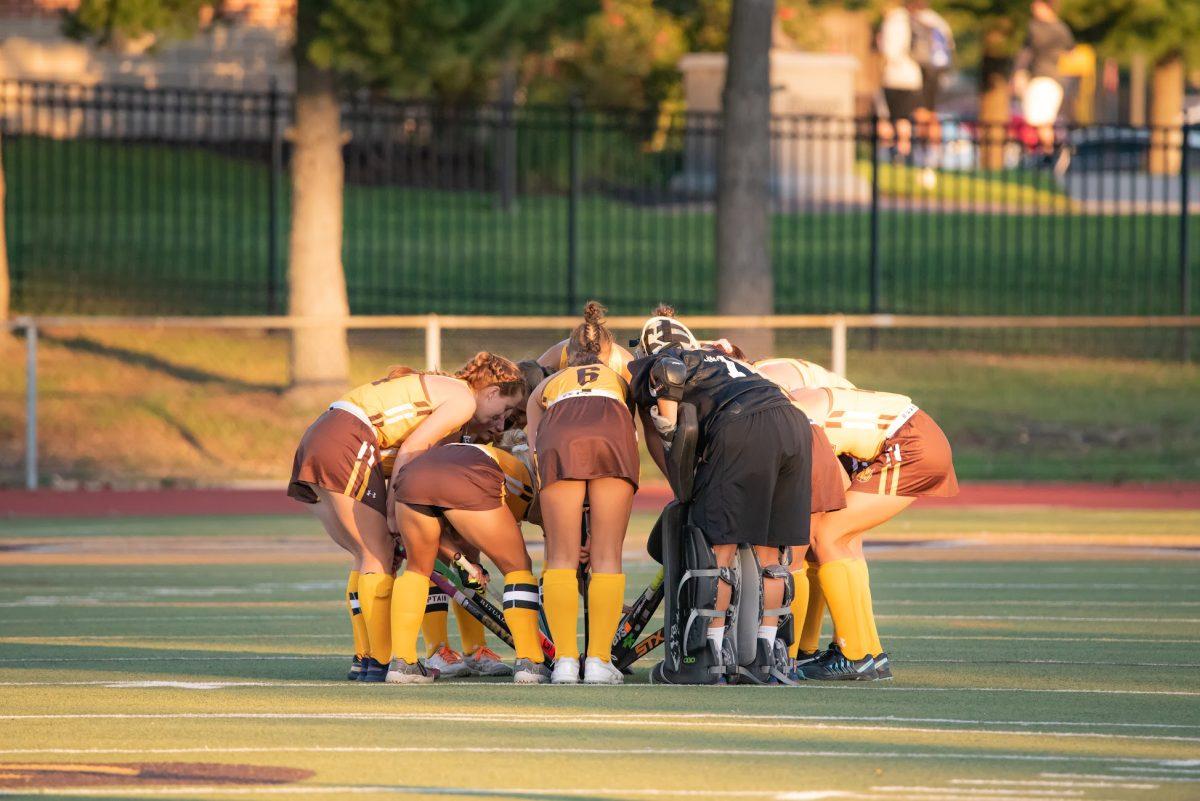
top-left (635, 316), bottom-right (699, 357)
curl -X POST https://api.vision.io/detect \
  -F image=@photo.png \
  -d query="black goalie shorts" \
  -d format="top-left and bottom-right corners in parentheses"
top-left (689, 403), bottom-right (812, 548)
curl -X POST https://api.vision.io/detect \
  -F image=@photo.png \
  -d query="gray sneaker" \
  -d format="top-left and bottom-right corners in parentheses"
top-left (513, 658), bottom-right (551, 684)
top-left (384, 657), bottom-right (438, 684)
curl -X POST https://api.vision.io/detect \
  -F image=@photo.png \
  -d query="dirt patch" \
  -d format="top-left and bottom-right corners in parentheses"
top-left (0, 761), bottom-right (313, 789)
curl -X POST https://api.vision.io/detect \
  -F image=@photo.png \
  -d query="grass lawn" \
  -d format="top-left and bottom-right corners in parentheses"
top-left (0, 509), bottom-right (1197, 799)
top-left (5, 138), bottom-right (1198, 318)
top-left (0, 326), bottom-right (1197, 487)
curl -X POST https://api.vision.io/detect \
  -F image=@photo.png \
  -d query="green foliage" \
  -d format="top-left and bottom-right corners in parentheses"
top-left (64, 0), bottom-right (212, 46)
top-left (1060, 0), bottom-right (1200, 65)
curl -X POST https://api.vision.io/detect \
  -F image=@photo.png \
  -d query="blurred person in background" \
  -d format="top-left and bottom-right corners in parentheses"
top-left (1012, 0), bottom-right (1074, 170)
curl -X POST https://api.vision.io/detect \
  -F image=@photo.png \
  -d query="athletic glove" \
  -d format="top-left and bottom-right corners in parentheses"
top-left (452, 553), bottom-right (489, 589)
top-left (649, 405), bottom-right (677, 438)
top-left (648, 356), bottom-right (687, 401)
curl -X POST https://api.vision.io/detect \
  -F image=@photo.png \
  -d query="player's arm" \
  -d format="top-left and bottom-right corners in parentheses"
top-left (639, 405), bottom-right (670, 477)
top-left (390, 382), bottom-right (475, 482)
top-left (535, 339), bottom-right (569, 371)
top-left (648, 355), bottom-right (686, 435)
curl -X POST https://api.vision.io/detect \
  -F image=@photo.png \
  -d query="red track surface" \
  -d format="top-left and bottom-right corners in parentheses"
top-left (1, 482), bottom-right (1198, 518)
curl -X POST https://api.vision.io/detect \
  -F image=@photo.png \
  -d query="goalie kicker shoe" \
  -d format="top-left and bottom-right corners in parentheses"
top-left (357, 656), bottom-right (390, 683)
top-left (583, 656), bottom-right (623, 685)
top-left (464, 646), bottom-right (514, 677)
top-left (425, 644), bottom-right (471, 678)
top-left (513, 658), bottom-right (551, 684)
top-left (384, 657), bottom-right (439, 684)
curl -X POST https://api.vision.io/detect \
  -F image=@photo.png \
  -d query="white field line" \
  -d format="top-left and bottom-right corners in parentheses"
top-left (0, 679), bottom-right (1195, 697)
top-left (880, 582), bottom-right (1186, 590)
top-left (0, 711), bottom-right (1194, 731)
top-left (880, 600), bottom-right (1200, 607)
top-left (0, 787), bottom-right (851, 799)
top-left (876, 614), bottom-right (1200, 623)
top-left (904, 658), bottom-right (1200, 668)
top-left (0, 613), bottom-right (328, 623)
top-left (1042, 773), bottom-right (1200, 784)
top-left (950, 780), bottom-right (1155, 790)
top-left (871, 787), bottom-right (1082, 797)
top-left (0, 745), bottom-right (1191, 767)
top-left (1111, 767), bottom-right (1200, 774)
top-left (885, 635), bottom-right (1200, 644)
top-left (2, 712), bottom-right (1198, 743)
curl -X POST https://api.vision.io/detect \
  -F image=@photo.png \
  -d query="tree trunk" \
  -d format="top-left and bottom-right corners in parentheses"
top-left (288, 7), bottom-right (350, 395)
top-left (978, 25), bottom-right (1011, 172)
top-left (1148, 52), bottom-right (1184, 176)
top-left (0, 130), bottom-right (9, 328)
top-left (715, 0), bottom-right (775, 360)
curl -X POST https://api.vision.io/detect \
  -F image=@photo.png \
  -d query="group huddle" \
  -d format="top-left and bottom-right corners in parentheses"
top-left (288, 302), bottom-right (957, 685)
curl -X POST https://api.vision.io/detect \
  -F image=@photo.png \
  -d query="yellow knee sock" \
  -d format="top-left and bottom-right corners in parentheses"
top-left (502, 570), bottom-right (543, 662)
top-left (817, 559), bottom-right (870, 661)
top-left (387, 571), bottom-right (428, 664)
top-left (855, 558), bottom-right (883, 656)
top-left (788, 569), bottom-right (807, 659)
top-left (346, 570), bottom-right (369, 660)
top-left (356, 572), bottom-right (394, 664)
top-left (586, 573), bottom-right (626, 662)
top-left (798, 560), bottom-right (826, 653)
top-left (421, 579), bottom-right (450, 657)
top-left (542, 568), bottom-right (580, 660)
top-left (452, 599), bottom-right (486, 654)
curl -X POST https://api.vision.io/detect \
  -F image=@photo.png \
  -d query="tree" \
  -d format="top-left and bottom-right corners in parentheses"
top-left (716, 0), bottom-right (775, 359)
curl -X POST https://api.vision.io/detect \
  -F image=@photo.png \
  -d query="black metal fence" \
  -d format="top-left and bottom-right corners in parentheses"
top-left (2, 80), bottom-right (1196, 329)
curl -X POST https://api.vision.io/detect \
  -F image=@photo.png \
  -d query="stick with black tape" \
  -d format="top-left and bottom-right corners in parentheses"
top-left (610, 567), bottom-right (665, 672)
top-left (441, 557), bottom-right (556, 663)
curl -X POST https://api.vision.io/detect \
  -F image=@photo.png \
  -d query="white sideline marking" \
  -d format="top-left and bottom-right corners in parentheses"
top-left (882, 600), bottom-right (1200, 607)
top-left (877, 614), bottom-right (1200, 623)
top-left (0, 745), bottom-right (1188, 766)
top-left (887, 635), bottom-right (1200, 644)
top-left (0, 679), bottom-right (1195, 697)
top-left (0, 655), bottom-right (332, 663)
top-left (0, 787), bottom-right (849, 799)
top-left (951, 780), bottom-right (1154, 790)
top-left (1112, 766), bottom-right (1200, 774)
top-left (0, 711), bottom-right (1192, 730)
top-left (871, 787), bottom-right (1083, 797)
top-left (1042, 773), bottom-right (1200, 784)
top-left (905, 658), bottom-right (1200, 668)
top-left (2, 712), bottom-right (1198, 743)
top-left (1, 613), bottom-right (327, 623)
top-left (881, 582), bottom-right (1185, 590)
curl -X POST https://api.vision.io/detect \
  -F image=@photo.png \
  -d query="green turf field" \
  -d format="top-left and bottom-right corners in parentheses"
top-left (1, 509), bottom-right (1198, 799)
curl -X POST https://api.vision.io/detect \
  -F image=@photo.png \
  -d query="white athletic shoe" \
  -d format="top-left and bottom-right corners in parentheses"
top-left (425, 644), bottom-right (470, 678)
top-left (513, 658), bottom-right (551, 684)
top-left (463, 646), bottom-right (514, 677)
top-left (384, 657), bottom-right (438, 684)
top-left (550, 656), bottom-right (580, 685)
top-left (583, 656), bottom-right (623, 685)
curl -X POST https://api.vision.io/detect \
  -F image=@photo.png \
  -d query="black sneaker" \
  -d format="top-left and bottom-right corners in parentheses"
top-left (791, 651), bottom-right (877, 681)
top-left (793, 648), bottom-right (822, 667)
top-left (347, 655), bottom-right (363, 681)
top-left (872, 652), bottom-right (893, 680)
top-left (357, 656), bottom-right (390, 683)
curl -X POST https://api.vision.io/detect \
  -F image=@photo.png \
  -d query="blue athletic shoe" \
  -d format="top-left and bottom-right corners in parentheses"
top-left (357, 656), bottom-right (390, 683)
top-left (347, 655), bottom-right (363, 681)
top-left (790, 650), bottom-right (877, 681)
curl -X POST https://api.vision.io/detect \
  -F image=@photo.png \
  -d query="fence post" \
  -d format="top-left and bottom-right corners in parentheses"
top-left (1181, 121), bottom-right (1192, 362)
top-left (267, 77), bottom-right (283, 315)
top-left (24, 319), bottom-right (38, 491)
top-left (424, 314), bottom-right (442, 372)
top-left (868, 109), bottom-right (882, 350)
top-left (831, 314), bottom-right (848, 379)
top-left (566, 96), bottom-right (581, 314)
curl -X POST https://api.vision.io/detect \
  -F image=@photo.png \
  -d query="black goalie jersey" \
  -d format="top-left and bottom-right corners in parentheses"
top-left (628, 347), bottom-right (792, 443)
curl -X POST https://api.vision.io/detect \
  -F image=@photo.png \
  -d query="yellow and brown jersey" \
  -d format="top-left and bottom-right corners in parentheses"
top-left (558, 345), bottom-right (632, 382)
top-left (816, 387), bottom-right (919, 462)
top-left (338, 373), bottom-right (469, 475)
top-left (754, 357), bottom-right (856, 391)
top-left (491, 446), bottom-right (535, 522)
top-left (541, 363), bottom-right (629, 408)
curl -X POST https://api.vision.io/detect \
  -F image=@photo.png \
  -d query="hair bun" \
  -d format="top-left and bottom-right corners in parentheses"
top-left (652, 303), bottom-right (676, 318)
top-left (583, 300), bottom-right (607, 325)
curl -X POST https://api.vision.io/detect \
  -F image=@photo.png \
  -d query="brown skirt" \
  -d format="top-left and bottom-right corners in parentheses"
top-left (848, 410), bottom-right (959, 498)
top-left (392, 444), bottom-right (504, 515)
top-left (810, 425), bottom-right (848, 514)
top-left (288, 409), bottom-right (387, 516)
top-left (536, 396), bottom-right (639, 489)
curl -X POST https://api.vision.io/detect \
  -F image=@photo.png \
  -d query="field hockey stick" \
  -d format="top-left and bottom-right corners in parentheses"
top-left (578, 505), bottom-right (591, 657)
top-left (614, 626), bottom-right (665, 671)
top-left (610, 566), bottom-right (665, 667)
top-left (450, 549), bottom-right (556, 656)
top-left (428, 568), bottom-right (515, 650)
top-left (438, 558), bottom-right (556, 662)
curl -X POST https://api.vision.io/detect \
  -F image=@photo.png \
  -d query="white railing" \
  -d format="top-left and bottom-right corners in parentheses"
top-left (6, 313), bottom-right (1199, 490)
